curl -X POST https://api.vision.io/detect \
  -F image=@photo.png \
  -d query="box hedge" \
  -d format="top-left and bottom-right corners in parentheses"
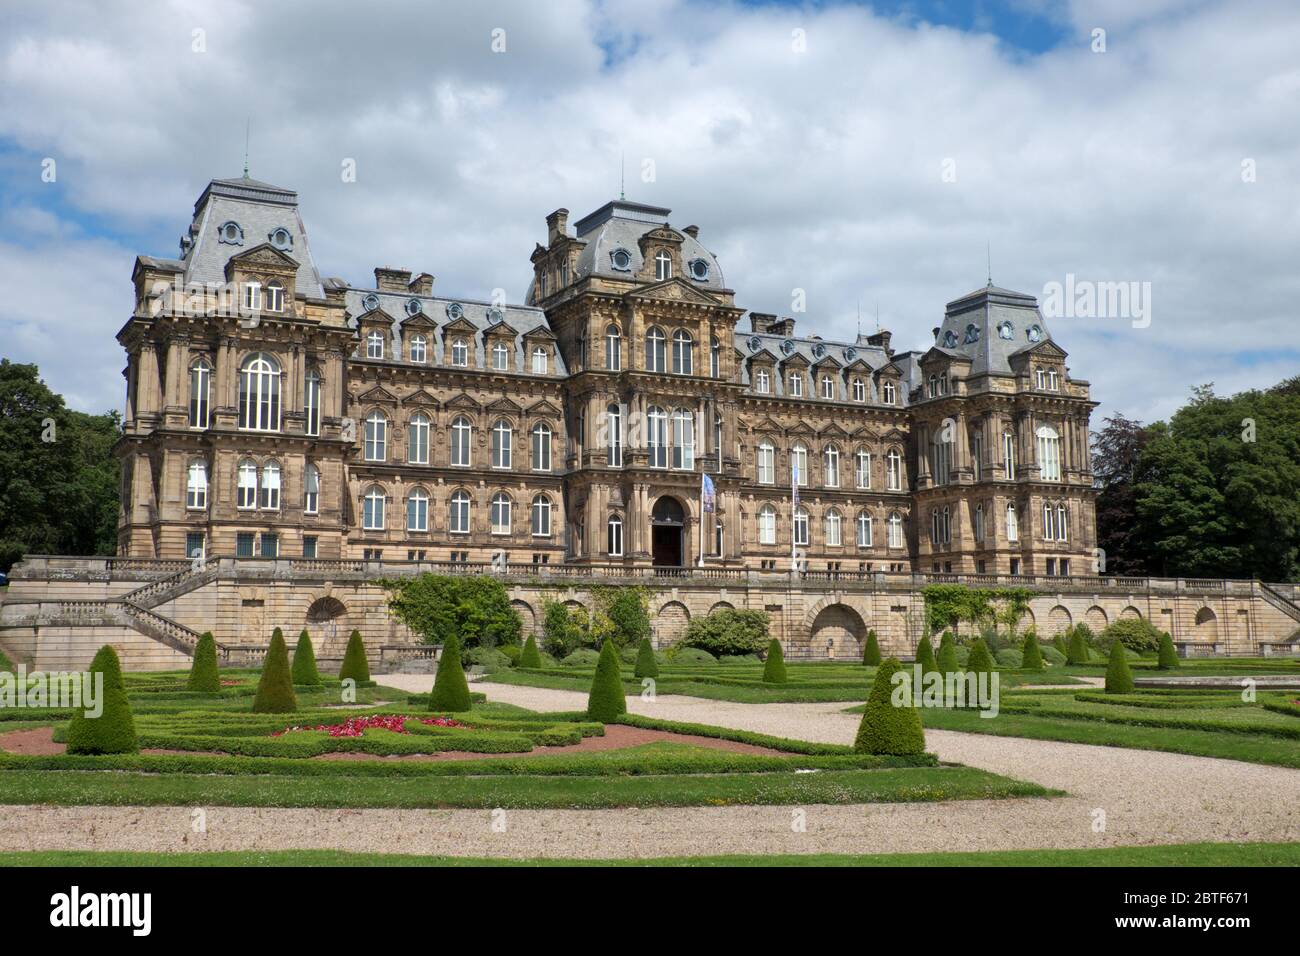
top-left (187, 632), bottom-right (221, 693)
top-left (633, 637), bottom-right (659, 679)
top-left (853, 658), bottom-right (925, 756)
top-left (862, 630), bottom-right (882, 666)
top-left (430, 632), bottom-right (472, 712)
top-left (291, 629), bottom-right (322, 686)
top-left (338, 630), bottom-right (371, 684)
top-left (65, 644), bottom-right (138, 755)
top-left (252, 628), bottom-right (298, 714)
top-left (762, 639), bottom-right (788, 683)
top-left (586, 639), bottom-right (627, 722)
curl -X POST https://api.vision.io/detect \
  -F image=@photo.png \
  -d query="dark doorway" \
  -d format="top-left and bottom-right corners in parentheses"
top-left (651, 496), bottom-right (685, 567)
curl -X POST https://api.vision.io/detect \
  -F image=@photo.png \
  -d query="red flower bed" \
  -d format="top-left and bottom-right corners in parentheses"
top-left (272, 714), bottom-right (466, 738)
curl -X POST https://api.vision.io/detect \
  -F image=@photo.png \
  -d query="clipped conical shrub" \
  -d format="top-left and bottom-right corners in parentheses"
top-left (1053, 634), bottom-right (1069, 658)
top-left (937, 631), bottom-right (959, 676)
top-left (430, 632), bottom-right (472, 712)
top-left (862, 630), bottom-right (882, 666)
top-left (66, 644), bottom-right (137, 755)
top-left (853, 657), bottom-right (925, 755)
top-left (1021, 632), bottom-right (1044, 670)
top-left (966, 637), bottom-right (995, 676)
top-left (762, 639), bottom-right (788, 683)
top-left (187, 632), bottom-right (220, 693)
top-left (338, 629), bottom-right (370, 683)
top-left (1105, 641), bottom-right (1135, 694)
top-left (519, 634), bottom-right (543, 669)
top-left (252, 628), bottom-right (298, 713)
top-left (633, 637), bottom-right (659, 679)
top-left (915, 635), bottom-right (938, 676)
top-left (1157, 632), bottom-right (1179, 669)
top-left (1066, 630), bottom-right (1090, 666)
top-left (586, 638), bottom-right (627, 721)
top-left (291, 629), bottom-right (322, 686)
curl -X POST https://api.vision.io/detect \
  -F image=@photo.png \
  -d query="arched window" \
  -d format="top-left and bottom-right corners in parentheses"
top-left (1036, 424), bottom-right (1061, 481)
top-left (755, 368), bottom-right (770, 393)
top-left (1006, 503), bottom-right (1019, 541)
top-left (451, 416), bottom-right (472, 467)
top-left (647, 405), bottom-right (667, 468)
top-left (787, 371), bottom-right (803, 397)
top-left (672, 330), bottom-right (693, 374)
top-left (607, 515), bottom-right (624, 556)
top-left (410, 334), bottom-right (427, 364)
top-left (757, 442), bottom-right (775, 484)
top-left (237, 459), bottom-right (257, 510)
top-left (491, 340), bottom-right (509, 370)
top-left (304, 464), bottom-right (319, 514)
top-left (645, 327), bottom-right (666, 372)
top-left (856, 512), bottom-right (873, 548)
top-left (408, 413), bottom-right (430, 465)
top-left (928, 374), bottom-right (938, 398)
top-left (825, 509), bottom-right (842, 546)
top-left (672, 408), bottom-right (694, 469)
top-left (531, 346), bottom-right (548, 374)
top-left (304, 369), bottom-right (321, 436)
top-left (855, 449), bottom-right (871, 489)
top-left (882, 380), bottom-right (896, 405)
top-left (363, 486), bottom-right (386, 530)
top-left (931, 508), bottom-right (942, 545)
top-left (759, 505), bottom-right (777, 544)
top-left (606, 404), bottom-right (622, 467)
top-left (942, 505), bottom-right (952, 544)
top-left (886, 449), bottom-right (902, 490)
top-left (242, 281), bottom-right (261, 312)
top-left (1003, 430), bottom-right (1017, 478)
top-left (260, 461), bottom-right (281, 511)
top-left (887, 512), bottom-right (904, 548)
top-left (491, 420), bottom-right (512, 469)
top-left (364, 411), bottom-right (387, 462)
top-left (793, 507), bottom-right (809, 546)
top-left (823, 445), bottom-right (840, 487)
top-left (531, 494), bottom-right (552, 537)
top-left (974, 504), bottom-right (985, 542)
top-left (490, 492), bottom-right (512, 535)
top-left (821, 374), bottom-right (835, 399)
top-left (654, 250), bottom-right (672, 280)
top-left (532, 422), bottom-right (552, 471)
top-left (791, 443), bottom-right (808, 486)
top-left (186, 460), bottom-right (207, 509)
top-left (238, 353), bottom-right (281, 431)
top-left (852, 378), bottom-right (865, 402)
top-left (366, 330), bottom-right (384, 359)
top-left (606, 325), bottom-right (621, 371)
top-left (710, 336), bottom-right (721, 378)
top-left (189, 360), bottom-right (211, 429)
top-left (451, 338), bottom-right (469, 367)
top-left (406, 488), bottom-right (429, 532)
top-left (265, 280), bottom-right (285, 313)
top-left (449, 490), bottom-right (470, 534)
top-left (1058, 504), bottom-right (1069, 541)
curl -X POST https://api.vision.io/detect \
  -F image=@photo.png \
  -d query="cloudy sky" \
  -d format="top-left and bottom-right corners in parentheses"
top-left (1, 0), bottom-right (1297, 427)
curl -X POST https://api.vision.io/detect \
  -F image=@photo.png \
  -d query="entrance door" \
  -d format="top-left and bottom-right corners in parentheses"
top-left (650, 496), bottom-right (685, 567)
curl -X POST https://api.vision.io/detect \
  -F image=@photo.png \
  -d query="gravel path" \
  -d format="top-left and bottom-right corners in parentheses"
top-left (2, 676), bottom-right (1296, 859)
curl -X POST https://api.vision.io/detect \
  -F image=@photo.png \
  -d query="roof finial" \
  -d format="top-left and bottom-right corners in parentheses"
top-left (619, 150), bottom-right (625, 201)
top-left (875, 300), bottom-right (880, 332)
top-left (856, 300), bottom-right (861, 338)
top-left (986, 239), bottom-right (992, 288)
top-left (243, 117), bottom-right (250, 178)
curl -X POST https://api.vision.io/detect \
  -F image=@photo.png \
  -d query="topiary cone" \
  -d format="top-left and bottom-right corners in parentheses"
top-left (966, 637), bottom-right (995, 676)
top-left (1021, 632), bottom-right (1044, 670)
top-left (586, 639), bottom-right (627, 722)
top-left (291, 629), bottom-right (322, 686)
top-left (187, 632), bottom-right (220, 693)
top-left (1053, 633), bottom-right (1068, 659)
top-left (915, 635), bottom-right (938, 676)
top-left (252, 628), bottom-right (298, 714)
top-left (1066, 630), bottom-right (1090, 666)
top-left (862, 629), bottom-right (882, 666)
top-left (1104, 641), bottom-right (1135, 694)
top-left (762, 638), bottom-right (787, 683)
top-left (1157, 632), bottom-right (1179, 669)
top-left (853, 657), bottom-right (925, 755)
top-left (519, 634), bottom-right (543, 669)
top-left (633, 637), bottom-right (659, 679)
top-left (338, 630), bottom-right (370, 683)
top-left (430, 632), bottom-right (472, 712)
top-left (937, 631), bottom-right (959, 676)
top-left (66, 644), bottom-right (138, 755)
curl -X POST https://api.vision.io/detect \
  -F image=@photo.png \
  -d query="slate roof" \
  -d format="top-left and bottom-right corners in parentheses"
top-left (570, 200), bottom-right (727, 291)
top-left (932, 283), bottom-right (1056, 376)
top-left (732, 329), bottom-right (903, 405)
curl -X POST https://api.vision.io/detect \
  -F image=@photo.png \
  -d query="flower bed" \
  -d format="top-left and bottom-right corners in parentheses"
top-left (272, 714), bottom-right (466, 738)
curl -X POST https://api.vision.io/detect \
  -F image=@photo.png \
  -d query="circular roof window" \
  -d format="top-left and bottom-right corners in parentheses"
top-left (780, 339), bottom-right (796, 355)
top-left (964, 323), bottom-right (981, 343)
top-left (943, 330), bottom-right (958, 348)
top-left (998, 321), bottom-right (1014, 340)
top-left (486, 307), bottom-right (505, 324)
top-left (361, 293), bottom-right (380, 312)
top-left (446, 302), bottom-right (465, 320)
top-left (811, 343), bottom-right (825, 359)
top-left (269, 227), bottom-right (293, 251)
top-left (688, 258), bottom-right (710, 281)
top-left (1027, 325), bottom-right (1043, 342)
top-left (843, 347), bottom-right (857, 362)
top-left (218, 221), bottom-right (243, 245)
top-left (747, 336), bottom-right (762, 352)
top-left (405, 298), bottom-right (422, 317)
top-left (610, 248), bottom-right (633, 272)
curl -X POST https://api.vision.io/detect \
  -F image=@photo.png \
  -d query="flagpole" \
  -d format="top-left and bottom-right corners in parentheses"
top-left (698, 472), bottom-right (706, 568)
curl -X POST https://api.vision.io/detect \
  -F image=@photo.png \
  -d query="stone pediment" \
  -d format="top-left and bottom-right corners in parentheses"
top-left (483, 320), bottom-right (520, 339)
top-left (404, 388), bottom-right (440, 407)
top-left (882, 426), bottom-right (907, 442)
top-left (1012, 339), bottom-right (1068, 361)
top-left (400, 313), bottom-right (437, 330)
top-left (787, 421), bottom-right (816, 438)
top-left (522, 325), bottom-right (557, 341)
top-left (527, 398), bottom-right (562, 419)
top-left (355, 306), bottom-right (396, 327)
top-left (442, 316), bottom-right (478, 336)
top-left (780, 352), bottom-right (810, 369)
top-left (445, 393), bottom-right (482, 412)
top-left (812, 355), bottom-right (843, 371)
top-left (818, 422), bottom-right (849, 439)
top-left (227, 243), bottom-right (299, 273)
top-left (629, 277), bottom-right (719, 306)
top-left (754, 416), bottom-right (784, 435)
top-left (844, 357), bottom-right (874, 373)
top-left (357, 384), bottom-right (398, 405)
top-left (485, 397), bottom-right (523, 416)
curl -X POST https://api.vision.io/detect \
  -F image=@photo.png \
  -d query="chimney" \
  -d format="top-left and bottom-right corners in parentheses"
top-left (749, 312), bottom-right (777, 333)
top-left (546, 208), bottom-right (570, 244)
top-left (683, 224), bottom-right (699, 239)
top-left (866, 329), bottom-right (892, 355)
top-left (932, 327), bottom-right (941, 342)
top-left (374, 266), bottom-right (412, 293)
top-left (408, 272), bottom-right (434, 296)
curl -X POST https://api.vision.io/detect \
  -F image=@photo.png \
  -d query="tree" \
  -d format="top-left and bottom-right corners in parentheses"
top-left (1104, 641), bottom-right (1135, 694)
top-left (430, 632), bottom-right (472, 712)
top-left (966, 637), bottom-right (995, 677)
top-left (604, 588), bottom-right (652, 649)
top-left (762, 639), bottom-right (787, 683)
top-left (1099, 617), bottom-right (1163, 654)
top-left (1091, 412), bottom-right (1151, 575)
top-left (1066, 630), bottom-right (1090, 665)
top-left (65, 644), bottom-right (137, 754)
top-left (1157, 632), bottom-right (1180, 669)
top-left (681, 608), bottom-right (770, 657)
top-left (519, 634), bottom-right (543, 668)
top-left (1021, 632), bottom-right (1044, 670)
top-left (252, 628), bottom-right (298, 713)
top-left (861, 630), bottom-right (882, 666)
top-left (853, 658), bottom-right (925, 755)
top-left (541, 598), bottom-right (583, 657)
top-left (187, 632), bottom-right (220, 692)
top-left (936, 631), bottom-right (959, 676)
top-left (586, 639), bottom-right (627, 721)
top-left (291, 629), bottom-right (322, 686)
top-left (633, 637), bottom-right (659, 679)
top-left (338, 630), bottom-right (370, 683)
top-left (386, 574), bottom-right (522, 650)
top-left (914, 635), bottom-right (938, 676)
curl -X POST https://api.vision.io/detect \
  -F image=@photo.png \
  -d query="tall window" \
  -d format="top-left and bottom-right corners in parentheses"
top-left (408, 413), bottom-right (430, 465)
top-left (532, 422), bottom-right (552, 471)
top-left (882, 380), bottom-right (896, 405)
top-left (606, 325), bottom-right (621, 371)
top-left (491, 420), bottom-right (512, 469)
top-left (887, 512), bottom-right (904, 548)
top-left (825, 509), bottom-right (842, 546)
top-left (304, 370), bottom-right (321, 436)
top-left (971, 428), bottom-right (983, 481)
top-left (1037, 424), bottom-right (1062, 481)
top-left (793, 507), bottom-right (809, 546)
top-left (654, 250), bottom-right (672, 280)
top-left (364, 412), bottom-right (387, 462)
top-left (531, 346), bottom-right (548, 374)
top-left (260, 461), bottom-right (281, 510)
top-left (237, 459), bottom-right (257, 509)
top-left (265, 281), bottom-right (284, 313)
top-left (791, 443), bottom-right (808, 486)
top-left (852, 378), bottom-right (865, 402)
top-left (974, 504), bottom-right (985, 542)
top-left (531, 494), bottom-right (552, 536)
top-left (1003, 431), bottom-right (1017, 478)
top-left (788, 372), bottom-right (803, 397)
top-left (449, 490), bottom-right (470, 534)
top-left (645, 327), bottom-right (666, 372)
top-left (606, 404), bottom-right (622, 467)
top-left (672, 330), bottom-right (693, 374)
top-left (490, 492), bottom-right (512, 534)
top-left (366, 330), bottom-right (384, 359)
top-left (189, 360), bottom-right (211, 429)
top-left (238, 353), bottom-right (281, 431)
top-left (714, 414), bottom-right (723, 459)
top-left (856, 449), bottom-right (871, 489)
top-left (824, 446), bottom-right (840, 487)
top-left (932, 434), bottom-right (952, 485)
top-left (186, 460), bottom-right (207, 509)
top-left (647, 406), bottom-right (667, 468)
top-left (759, 505), bottom-right (777, 544)
top-left (821, 375), bottom-right (835, 399)
top-left (672, 408), bottom-right (694, 470)
top-left (451, 339), bottom-right (468, 366)
top-left (710, 337), bottom-right (721, 378)
top-left (607, 515), bottom-right (623, 556)
top-left (451, 416), bottom-right (472, 467)
top-left (407, 488), bottom-right (429, 532)
top-left (755, 369), bottom-right (769, 393)
top-left (410, 334), bottom-right (427, 364)
top-left (857, 512), bottom-right (873, 548)
top-left (757, 442), bottom-right (774, 484)
top-left (492, 341), bottom-right (509, 370)
top-left (243, 282), bottom-right (261, 312)
top-left (886, 449), bottom-right (902, 490)
top-left (1058, 504), bottom-right (1069, 541)
top-left (304, 464), bottom-right (319, 514)
top-left (1007, 503), bottom-right (1019, 541)
top-left (363, 486), bottom-right (385, 530)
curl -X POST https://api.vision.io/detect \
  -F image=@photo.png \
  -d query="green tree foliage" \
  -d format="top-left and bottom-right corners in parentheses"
top-left (430, 632), bottom-right (472, 712)
top-left (291, 629), bottom-right (322, 686)
top-left (921, 585), bottom-right (1034, 639)
top-left (603, 587), bottom-right (652, 648)
top-left (252, 628), bottom-right (298, 714)
top-left (914, 635), bottom-right (938, 676)
top-left (540, 598), bottom-right (583, 657)
top-left (853, 658), bottom-right (925, 755)
top-left (633, 637), bottom-right (659, 679)
top-left (861, 629), bottom-right (882, 665)
top-left (681, 608), bottom-right (770, 657)
top-left (936, 631), bottom-right (959, 675)
top-left (519, 634), bottom-right (543, 668)
top-left (66, 644), bottom-right (137, 754)
top-left (0, 360), bottom-right (121, 572)
top-left (1104, 640), bottom-right (1136, 694)
top-left (1066, 629), bottom-right (1090, 665)
top-left (586, 639), bottom-right (627, 722)
top-left (1021, 632), bottom-right (1044, 670)
top-left (762, 639), bottom-right (787, 683)
top-left (1157, 632), bottom-right (1180, 669)
top-left (338, 630), bottom-right (371, 683)
top-left (1099, 617), bottom-right (1164, 654)
top-left (386, 574), bottom-right (521, 649)
top-left (1092, 412), bottom-right (1152, 575)
top-left (187, 632), bottom-right (220, 692)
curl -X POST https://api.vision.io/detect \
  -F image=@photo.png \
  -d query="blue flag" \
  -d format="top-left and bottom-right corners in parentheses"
top-left (701, 473), bottom-right (716, 513)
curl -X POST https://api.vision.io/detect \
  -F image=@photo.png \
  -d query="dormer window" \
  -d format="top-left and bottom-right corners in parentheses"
top-left (610, 248), bottom-right (633, 272)
top-left (269, 227), bottom-right (293, 251)
top-left (218, 221), bottom-right (244, 245)
top-left (405, 298), bottom-right (422, 317)
top-left (265, 280), bottom-right (285, 313)
top-left (1027, 325), bottom-right (1043, 342)
top-left (452, 339), bottom-right (469, 366)
top-left (654, 250), bottom-right (672, 281)
top-left (755, 368), bottom-right (770, 393)
top-left (788, 372), bottom-right (803, 397)
top-left (362, 293), bottom-right (380, 312)
top-left (243, 282), bottom-right (261, 311)
top-left (820, 374), bottom-right (835, 399)
top-left (964, 323), bottom-right (980, 343)
top-left (882, 380), bottom-right (896, 405)
top-left (531, 346), bottom-right (548, 374)
top-left (852, 379), bottom-right (866, 402)
top-left (998, 321), bottom-right (1014, 340)
top-left (410, 334), bottom-right (427, 364)
top-left (943, 330), bottom-right (958, 348)
top-left (493, 341), bottom-right (509, 370)
top-left (446, 302), bottom-right (465, 321)
top-left (366, 330), bottom-right (384, 359)
top-left (688, 258), bottom-right (709, 281)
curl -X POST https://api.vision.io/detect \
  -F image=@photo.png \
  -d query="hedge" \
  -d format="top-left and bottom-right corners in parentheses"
top-left (862, 630), bottom-right (882, 666)
top-left (291, 630), bottom-right (323, 686)
top-left (1021, 633), bottom-right (1044, 671)
top-left (519, 635), bottom-right (543, 669)
top-left (586, 639), bottom-right (627, 721)
top-left (1157, 633), bottom-right (1180, 669)
top-left (1067, 631), bottom-right (1090, 666)
top-left (937, 632), bottom-right (959, 676)
top-left (914, 635), bottom-right (937, 676)
top-left (633, 637), bottom-right (659, 679)
top-left (65, 645), bottom-right (138, 755)
top-left (429, 633), bottom-right (472, 712)
top-left (853, 658), bottom-right (925, 755)
top-left (1104, 641), bottom-right (1135, 694)
top-left (762, 639), bottom-right (788, 684)
top-left (252, 629), bottom-right (298, 714)
top-left (187, 633), bottom-right (220, 693)
top-left (338, 630), bottom-right (371, 684)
